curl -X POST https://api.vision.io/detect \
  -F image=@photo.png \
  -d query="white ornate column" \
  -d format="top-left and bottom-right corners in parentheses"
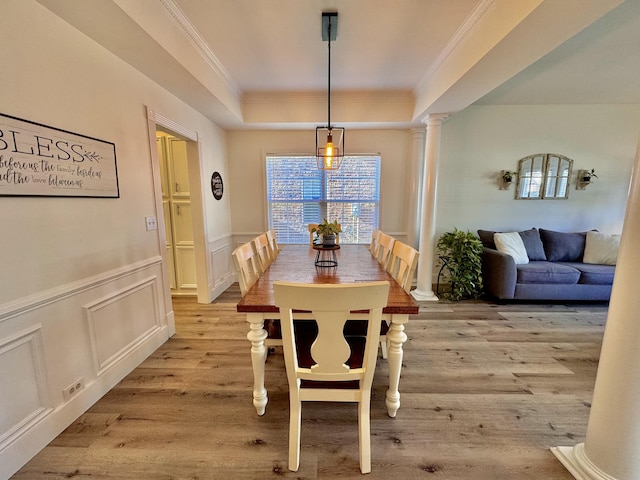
top-left (407, 128), bottom-right (426, 249)
top-left (552, 138), bottom-right (640, 479)
top-left (412, 114), bottom-right (449, 301)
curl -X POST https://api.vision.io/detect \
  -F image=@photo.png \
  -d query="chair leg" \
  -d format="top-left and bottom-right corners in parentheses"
top-left (288, 394), bottom-right (301, 472)
top-left (380, 336), bottom-right (388, 359)
top-left (358, 399), bottom-right (372, 474)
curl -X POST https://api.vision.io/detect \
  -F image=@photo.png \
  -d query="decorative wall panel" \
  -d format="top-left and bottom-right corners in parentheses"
top-left (0, 326), bottom-right (51, 450)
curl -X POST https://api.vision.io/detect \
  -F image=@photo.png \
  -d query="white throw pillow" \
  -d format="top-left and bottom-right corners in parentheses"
top-left (583, 231), bottom-right (620, 265)
top-left (493, 232), bottom-right (529, 265)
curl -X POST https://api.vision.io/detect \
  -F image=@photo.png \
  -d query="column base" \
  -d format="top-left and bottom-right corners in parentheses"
top-left (411, 289), bottom-right (438, 301)
top-left (551, 444), bottom-right (614, 480)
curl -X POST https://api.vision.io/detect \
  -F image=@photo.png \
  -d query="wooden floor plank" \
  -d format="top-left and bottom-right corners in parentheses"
top-left (12, 286), bottom-right (608, 479)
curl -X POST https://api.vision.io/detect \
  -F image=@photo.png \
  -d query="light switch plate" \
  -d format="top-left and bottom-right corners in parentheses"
top-left (145, 216), bottom-right (157, 231)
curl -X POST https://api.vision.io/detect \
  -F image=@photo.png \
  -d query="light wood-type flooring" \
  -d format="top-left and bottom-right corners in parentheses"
top-left (13, 285), bottom-right (608, 479)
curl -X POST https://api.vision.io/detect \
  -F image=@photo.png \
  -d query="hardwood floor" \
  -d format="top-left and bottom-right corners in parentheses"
top-left (13, 286), bottom-right (608, 479)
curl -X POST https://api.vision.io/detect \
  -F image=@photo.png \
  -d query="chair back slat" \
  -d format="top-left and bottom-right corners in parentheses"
top-left (369, 229), bottom-right (381, 256)
top-left (266, 229), bottom-right (280, 259)
top-left (253, 233), bottom-right (273, 273)
top-left (232, 242), bottom-right (260, 296)
top-left (374, 232), bottom-right (395, 269)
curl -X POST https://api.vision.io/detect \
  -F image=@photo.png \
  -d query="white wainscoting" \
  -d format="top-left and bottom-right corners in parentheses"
top-left (0, 325), bottom-right (51, 451)
top-left (208, 237), bottom-right (234, 302)
top-left (0, 257), bottom-right (171, 479)
top-left (84, 277), bottom-right (162, 375)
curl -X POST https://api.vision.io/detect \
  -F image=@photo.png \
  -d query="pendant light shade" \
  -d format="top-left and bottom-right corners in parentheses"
top-left (316, 126), bottom-right (344, 170)
top-left (317, 12), bottom-right (344, 170)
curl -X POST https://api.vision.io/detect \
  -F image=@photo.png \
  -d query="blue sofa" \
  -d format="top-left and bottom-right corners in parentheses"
top-left (478, 228), bottom-right (615, 301)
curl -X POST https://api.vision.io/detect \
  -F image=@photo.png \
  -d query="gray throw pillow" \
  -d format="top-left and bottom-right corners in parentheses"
top-left (477, 230), bottom-right (497, 249)
top-left (539, 228), bottom-right (588, 262)
top-left (518, 228), bottom-right (547, 261)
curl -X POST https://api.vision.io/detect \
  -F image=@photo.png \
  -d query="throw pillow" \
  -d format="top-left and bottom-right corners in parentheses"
top-left (493, 232), bottom-right (529, 265)
top-left (583, 231), bottom-right (620, 265)
top-left (539, 229), bottom-right (588, 262)
top-left (518, 228), bottom-right (547, 261)
top-left (477, 230), bottom-right (496, 249)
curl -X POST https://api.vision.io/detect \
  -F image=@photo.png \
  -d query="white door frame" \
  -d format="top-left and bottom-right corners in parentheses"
top-left (146, 107), bottom-right (212, 316)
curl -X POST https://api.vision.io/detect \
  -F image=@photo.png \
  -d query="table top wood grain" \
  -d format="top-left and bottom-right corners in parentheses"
top-left (237, 244), bottom-right (419, 315)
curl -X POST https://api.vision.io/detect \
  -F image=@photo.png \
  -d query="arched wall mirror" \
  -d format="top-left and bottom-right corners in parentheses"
top-left (516, 153), bottom-right (573, 199)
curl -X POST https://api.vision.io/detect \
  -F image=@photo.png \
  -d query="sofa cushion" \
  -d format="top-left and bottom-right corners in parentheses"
top-left (583, 231), bottom-right (620, 265)
top-left (516, 261), bottom-right (581, 285)
top-left (478, 228), bottom-right (546, 260)
top-left (494, 232), bottom-right (529, 264)
top-left (558, 262), bottom-right (616, 285)
top-left (539, 229), bottom-right (588, 262)
top-left (518, 228), bottom-right (547, 261)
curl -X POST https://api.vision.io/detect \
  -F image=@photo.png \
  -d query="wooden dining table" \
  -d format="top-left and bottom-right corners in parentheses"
top-left (236, 244), bottom-right (419, 417)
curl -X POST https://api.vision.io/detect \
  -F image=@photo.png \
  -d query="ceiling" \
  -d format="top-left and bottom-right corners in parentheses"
top-left (36, 0), bottom-right (640, 129)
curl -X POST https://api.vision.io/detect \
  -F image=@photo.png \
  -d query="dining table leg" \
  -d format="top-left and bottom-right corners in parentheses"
top-left (385, 314), bottom-right (409, 417)
top-left (246, 313), bottom-right (268, 416)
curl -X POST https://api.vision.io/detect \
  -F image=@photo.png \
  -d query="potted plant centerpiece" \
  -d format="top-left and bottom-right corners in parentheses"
top-left (312, 219), bottom-right (342, 246)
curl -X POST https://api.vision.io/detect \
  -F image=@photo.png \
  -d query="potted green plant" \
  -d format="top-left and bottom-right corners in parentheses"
top-left (582, 168), bottom-right (598, 182)
top-left (436, 228), bottom-right (483, 301)
top-left (312, 219), bottom-right (342, 246)
top-left (502, 170), bottom-right (517, 183)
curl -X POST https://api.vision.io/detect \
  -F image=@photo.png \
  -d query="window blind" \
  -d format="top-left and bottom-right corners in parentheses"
top-left (266, 155), bottom-right (380, 244)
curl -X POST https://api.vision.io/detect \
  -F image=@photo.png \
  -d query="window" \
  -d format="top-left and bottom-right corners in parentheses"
top-left (516, 153), bottom-right (573, 200)
top-left (266, 155), bottom-right (380, 243)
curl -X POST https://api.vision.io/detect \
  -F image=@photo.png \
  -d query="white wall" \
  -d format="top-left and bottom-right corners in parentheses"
top-left (436, 104), bottom-right (640, 239)
top-left (0, 2), bottom-right (232, 477)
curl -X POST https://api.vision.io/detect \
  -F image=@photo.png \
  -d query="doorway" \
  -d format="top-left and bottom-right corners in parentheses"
top-left (156, 131), bottom-right (197, 296)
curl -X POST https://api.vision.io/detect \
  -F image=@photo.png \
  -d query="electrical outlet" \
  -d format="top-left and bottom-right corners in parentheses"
top-left (63, 378), bottom-right (85, 401)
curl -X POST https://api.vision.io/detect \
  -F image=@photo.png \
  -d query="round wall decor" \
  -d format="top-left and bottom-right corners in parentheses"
top-left (211, 171), bottom-right (223, 200)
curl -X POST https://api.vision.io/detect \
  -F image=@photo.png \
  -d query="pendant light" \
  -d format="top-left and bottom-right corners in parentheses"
top-left (316, 12), bottom-right (344, 170)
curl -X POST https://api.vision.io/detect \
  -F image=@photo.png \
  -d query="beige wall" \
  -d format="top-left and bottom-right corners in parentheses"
top-left (227, 129), bottom-right (413, 240)
top-left (0, 2), bottom-right (231, 477)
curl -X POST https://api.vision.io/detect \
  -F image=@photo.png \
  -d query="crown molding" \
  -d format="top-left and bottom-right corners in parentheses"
top-left (416, 0), bottom-right (495, 93)
top-left (159, 0), bottom-right (241, 97)
top-left (242, 90), bottom-right (415, 105)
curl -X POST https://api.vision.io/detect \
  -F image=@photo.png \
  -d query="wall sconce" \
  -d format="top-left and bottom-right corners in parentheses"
top-left (500, 170), bottom-right (516, 190)
top-left (576, 169), bottom-right (598, 190)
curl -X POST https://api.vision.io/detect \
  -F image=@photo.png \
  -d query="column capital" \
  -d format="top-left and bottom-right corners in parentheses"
top-left (421, 113), bottom-right (450, 126)
top-left (410, 127), bottom-right (426, 137)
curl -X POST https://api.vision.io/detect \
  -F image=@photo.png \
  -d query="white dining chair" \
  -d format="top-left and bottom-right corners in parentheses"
top-left (266, 229), bottom-right (280, 259)
top-left (374, 232), bottom-right (395, 270)
top-left (253, 233), bottom-right (273, 273)
top-left (274, 280), bottom-right (390, 474)
top-left (232, 242), bottom-right (261, 297)
top-left (369, 229), bottom-right (381, 256)
top-left (387, 241), bottom-right (419, 293)
top-left (378, 240), bottom-right (419, 358)
top-left (307, 223), bottom-right (319, 245)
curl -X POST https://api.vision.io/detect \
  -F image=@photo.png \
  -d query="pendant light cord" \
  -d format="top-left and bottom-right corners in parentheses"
top-left (327, 21), bottom-right (331, 130)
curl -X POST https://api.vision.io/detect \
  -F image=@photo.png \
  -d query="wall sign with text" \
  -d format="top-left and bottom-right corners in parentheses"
top-left (211, 171), bottom-right (223, 200)
top-left (0, 112), bottom-right (119, 198)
